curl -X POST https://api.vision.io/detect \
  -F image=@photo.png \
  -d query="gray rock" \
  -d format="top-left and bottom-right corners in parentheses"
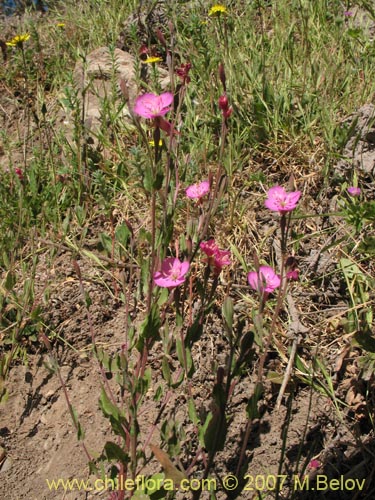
top-left (58, 46), bottom-right (170, 146)
top-left (335, 103), bottom-right (375, 176)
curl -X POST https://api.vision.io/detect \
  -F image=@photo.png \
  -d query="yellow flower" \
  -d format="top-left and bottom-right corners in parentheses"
top-left (56, 23), bottom-right (65, 28)
top-left (149, 139), bottom-right (163, 147)
top-left (142, 56), bottom-right (162, 64)
top-left (208, 4), bottom-right (227, 16)
top-left (6, 33), bottom-right (30, 47)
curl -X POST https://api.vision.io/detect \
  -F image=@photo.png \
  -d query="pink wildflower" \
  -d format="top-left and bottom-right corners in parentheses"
top-left (286, 269), bottom-right (299, 281)
top-left (265, 186), bottom-right (301, 214)
top-left (247, 266), bottom-right (281, 293)
top-left (153, 257), bottom-right (189, 288)
top-left (186, 180), bottom-right (210, 199)
top-left (308, 459), bottom-right (320, 469)
top-left (210, 250), bottom-right (231, 275)
top-left (200, 239), bottom-right (230, 275)
top-left (133, 92), bottom-right (174, 119)
top-left (285, 256), bottom-right (299, 281)
top-left (176, 62), bottom-right (192, 84)
top-left (347, 186), bottom-right (361, 197)
top-left (200, 239), bottom-right (220, 256)
top-left (344, 11), bottom-right (353, 17)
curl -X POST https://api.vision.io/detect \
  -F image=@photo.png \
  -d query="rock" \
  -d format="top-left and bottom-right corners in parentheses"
top-left (59, 46), bottom-right (170, 146)
top-left (69, 47), bottom-right (137, 136)
top-left (335, 103), bottom-right (375, 176)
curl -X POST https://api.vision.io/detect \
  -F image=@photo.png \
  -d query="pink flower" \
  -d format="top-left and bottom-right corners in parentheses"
top-left (347, 186), bottom-right (361, 197)
top-left (176, 62), bottom-right (192, 84)
top-left (153, 257), bottom-right (189, 288)
top-left (308, 459), bottom-right (320, 469)
top-left (265, 186), bottom-right (301, 214)
top-left (247, 266), bottom-right (281, 293)
top-left (200, 239), bottom-right (220, 256)
top-left (133, 92), bottom-right (174, 119)
top-left (286, 269), bottom-right (299, 281)
top-left (200, 239), bottom-right (231, 275)
top-left (344, 11), bottom-right (353, 17)
top-left (210, 250), bottom-right (231, 274)
top-left (186, 180), bottom-right (210, 199)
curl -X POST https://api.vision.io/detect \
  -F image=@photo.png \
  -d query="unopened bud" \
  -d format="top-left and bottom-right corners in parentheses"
top-left (218, 94), bottom-right (229, 111)
top-left (223, 107), bottom-right (233, 119)
top-left (156, 28), bottom-right (167, 47)
top-left (15, 167), bottom-right (23, 180)
top-left (218, 63), bottom-right (226, 91)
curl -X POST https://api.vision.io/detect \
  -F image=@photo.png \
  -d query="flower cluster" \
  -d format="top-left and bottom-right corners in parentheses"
top-left (200, 239), bottom-right (231, 275)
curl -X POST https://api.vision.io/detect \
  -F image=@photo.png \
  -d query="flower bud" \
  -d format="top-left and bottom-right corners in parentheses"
top-left (218, 62), bottom-right (226, 90)
top-left (223, 107), bottom-right (233, 119)
top-left (15, 167), bottom-right (23, 180)
top-left (218, 94), bottom-right (229, 111)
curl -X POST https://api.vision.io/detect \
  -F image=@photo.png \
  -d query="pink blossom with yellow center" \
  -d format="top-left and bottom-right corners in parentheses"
top-left (154, 257), bottom-right (189, 288)
top-left (265, 186), bottom-right (301, 214)
top-left (133, 92), bottom-right (174, 119)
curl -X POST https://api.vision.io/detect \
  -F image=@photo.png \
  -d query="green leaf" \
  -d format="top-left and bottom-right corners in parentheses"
top-left (143, 168), bottom-right (153, 192)
top-left (185, 316), bottom-right (203, 345)
top-left (153, 172), bottom-right (164, 190)
top-left (176, 337), bottom-right (184, 366)
top-left (71, 404), bottom-right (85, 440)
top-left (99, 387), bottom-right (119, 420)
top-left (246, 382), bottom-right (263, 419)
top-left (99, 232), bottom-right (112, 254)
top-left (136, 367), bottom-right (152, 396)
top-left (4, 271), bottom-right (16, 291)
top-left (222, 296), bottom-right (233, 332)
top-left (203, 409), bottom-right (227, 451)
top-left (104, 442), bottom-right (129, 464)
top-left (161, 357), bottom-right (172, 385)
top-left (137, 304), bottom-right (161, 351)
top-left (115, 223), bottom-right (131, 248)
top-left (358, 236), bottom-right (375, 255)
top-left (353, 331), bottom-right (375, 353)
top-left (188, 398), bottom-right (199, 425)
top-left (171, 369), bottom-right (184, 389)
top-left (0, 386), bottom-right (9, 404)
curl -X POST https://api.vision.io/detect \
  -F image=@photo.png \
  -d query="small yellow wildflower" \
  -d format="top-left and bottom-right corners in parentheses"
top-left (149, 139), bottom-right (163, 147)
top-left (208, 4), bottom-right (227, 16)
top-left (56, 23), bottom-right (66, 28)
top-left (142, 56), bottom-right (162, 64)
top-left (6, 33), bottom-right (30, 47)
